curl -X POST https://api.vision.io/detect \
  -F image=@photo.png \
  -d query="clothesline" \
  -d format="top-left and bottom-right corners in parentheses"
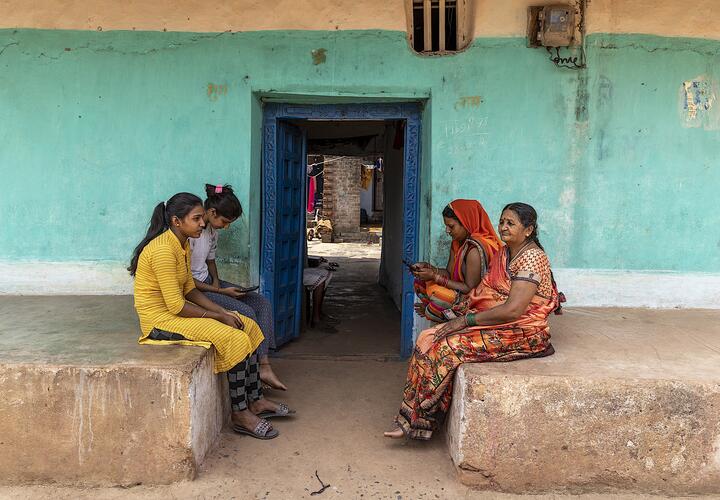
top-left (307, 155), bottom-right (350, 168)
top-left (307, 156), bottom-right (383, 178)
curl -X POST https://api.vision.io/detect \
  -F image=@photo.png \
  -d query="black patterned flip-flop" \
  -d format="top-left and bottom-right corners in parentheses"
top-left (232, 419), bottom-right (279, 439)
top-left (257, 403), bottom-right (297, 419)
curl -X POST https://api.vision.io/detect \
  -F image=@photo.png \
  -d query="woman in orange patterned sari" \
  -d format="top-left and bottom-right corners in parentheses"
top-left (412, 200), bottom-right (502, 322)
top-left (385, 203), bottom-right (560, 440)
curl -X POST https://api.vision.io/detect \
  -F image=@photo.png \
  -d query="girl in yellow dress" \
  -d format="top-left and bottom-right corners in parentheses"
top-left (129, 192), bottom-right (289, 439)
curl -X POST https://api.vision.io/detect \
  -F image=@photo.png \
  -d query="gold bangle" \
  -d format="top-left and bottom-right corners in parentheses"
top-left (201, 311), bottom-right (207, 318)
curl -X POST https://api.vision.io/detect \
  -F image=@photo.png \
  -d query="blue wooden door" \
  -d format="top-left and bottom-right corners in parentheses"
top-left (267, 121), bottom-right (306, 346)
top-left (262, 103), bottom-right (421, 357)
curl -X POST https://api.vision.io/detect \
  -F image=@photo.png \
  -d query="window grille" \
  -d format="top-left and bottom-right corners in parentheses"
top-left (406, 0), bottom-right (470, 54)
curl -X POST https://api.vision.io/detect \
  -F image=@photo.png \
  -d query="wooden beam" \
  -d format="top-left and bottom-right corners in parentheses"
top-left (423, 0), bottom-right (432, 52)
top-left (438, 0), bottom-right (446, 52)
top-left (456, 0), bottom-right (467, 50)
top-left (405, 0), bottom-right (414, 49)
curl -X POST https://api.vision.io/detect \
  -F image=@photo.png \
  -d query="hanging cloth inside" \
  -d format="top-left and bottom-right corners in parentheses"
top-left (361, 165), bottom-right (373, 190)
top-left (307, 175), bottom-right (317, 213)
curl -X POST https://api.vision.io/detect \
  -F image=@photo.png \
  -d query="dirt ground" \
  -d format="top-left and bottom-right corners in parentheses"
top-left (0, 357), bottom-right (690, 500)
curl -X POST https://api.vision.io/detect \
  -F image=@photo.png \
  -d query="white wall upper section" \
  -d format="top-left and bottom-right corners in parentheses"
top-left (3, 261), bottom-right (719, 309)
top-left (2, 0), bottom-right (719, 40)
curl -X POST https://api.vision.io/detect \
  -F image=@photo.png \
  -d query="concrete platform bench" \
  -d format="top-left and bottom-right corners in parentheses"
top-left (446, 308), bottom-right (720, 495)
top-left (0, 296), bottom-right (227, 486)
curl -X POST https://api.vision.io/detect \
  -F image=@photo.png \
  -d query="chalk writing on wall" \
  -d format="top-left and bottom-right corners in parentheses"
top-left (207, 83), bottom-right (228, 101)
top-left (443, 116), bottom-right (488, 138)
top-left (437, 116), bottom-right (490, 154)
top-left (681, 76), bottom-right (718, 130)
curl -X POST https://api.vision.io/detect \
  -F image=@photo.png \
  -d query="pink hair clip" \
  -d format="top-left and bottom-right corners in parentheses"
top-left (215, 184), bottom-right (223, 194)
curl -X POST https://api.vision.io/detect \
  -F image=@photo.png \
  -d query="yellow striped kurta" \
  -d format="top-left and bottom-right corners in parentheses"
top-left (134, 230), bottom-right (264, 373)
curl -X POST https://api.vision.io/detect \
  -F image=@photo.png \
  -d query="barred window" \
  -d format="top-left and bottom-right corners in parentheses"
top-left (406, 0), bottom-right (471, 54)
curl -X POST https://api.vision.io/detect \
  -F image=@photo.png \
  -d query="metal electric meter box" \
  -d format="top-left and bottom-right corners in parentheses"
top-left (527, 4), bottom-right (576, 47)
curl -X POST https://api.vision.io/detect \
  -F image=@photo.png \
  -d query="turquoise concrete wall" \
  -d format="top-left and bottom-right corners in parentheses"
top-left (1, 29), bottom-right (718, 278)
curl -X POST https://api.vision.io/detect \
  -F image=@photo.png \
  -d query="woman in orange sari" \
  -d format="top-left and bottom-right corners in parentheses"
top-left (385, 203), bottom-right (560, 440)
top-left (412, 200), bottom-right (502, 322)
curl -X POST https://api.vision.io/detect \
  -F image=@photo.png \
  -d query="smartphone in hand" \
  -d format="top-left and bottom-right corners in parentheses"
top-left (402, 259), bottom-right (417, 272)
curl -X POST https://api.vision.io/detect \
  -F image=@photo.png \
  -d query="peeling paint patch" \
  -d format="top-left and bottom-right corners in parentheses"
top-left (207, 83), bottom-right (227, 100)
top-left (311, 48), bottom-right (327, 65)
top-left (681, 76), bottom-right (718, 130)
top-left (454, 95), bottom-right (483, 110)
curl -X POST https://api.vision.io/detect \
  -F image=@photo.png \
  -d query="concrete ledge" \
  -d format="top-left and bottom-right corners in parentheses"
top-left (446, 308), bottom-right (720, 495)
top-left (0, 296), bottom-right (227, 486)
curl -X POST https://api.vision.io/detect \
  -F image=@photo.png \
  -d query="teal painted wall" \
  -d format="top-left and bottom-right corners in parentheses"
top-left (1, 29), bottom-right (718, 278)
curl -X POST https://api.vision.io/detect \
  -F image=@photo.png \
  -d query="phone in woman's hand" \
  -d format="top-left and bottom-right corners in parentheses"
top-left (402, 259), bottom-right (418, 272)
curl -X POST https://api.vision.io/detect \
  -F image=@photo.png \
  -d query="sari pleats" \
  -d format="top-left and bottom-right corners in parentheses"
top-left (397, 247), bottom-right (558, 440)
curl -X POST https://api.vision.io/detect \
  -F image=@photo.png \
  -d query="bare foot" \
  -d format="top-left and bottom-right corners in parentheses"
top-left (260, 363), bottom-right (287, 391)
top-left (250, 398), bottom-right (283, 415)
top-left (383, 423), bottom-right (405, 439)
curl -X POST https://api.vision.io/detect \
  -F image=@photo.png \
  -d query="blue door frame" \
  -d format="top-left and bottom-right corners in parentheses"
top-left (261, 102), bottom-right (422, 358)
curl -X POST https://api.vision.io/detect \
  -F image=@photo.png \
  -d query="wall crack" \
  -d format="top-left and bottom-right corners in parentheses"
top-left (10, 31), bottom-right (234, 61)
top-left (594, 40), bottom-right (720, 57)
top-left (0, 41), bottom-right (19, 56)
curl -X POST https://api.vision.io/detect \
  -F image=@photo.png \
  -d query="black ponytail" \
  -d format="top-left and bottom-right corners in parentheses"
top-left (128, 192), bottom-right (203, 276)
top-left (204, 184), bottom-right (242, 220)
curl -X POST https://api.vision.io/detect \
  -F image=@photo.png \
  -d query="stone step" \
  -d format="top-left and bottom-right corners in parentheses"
top-left (0, 296), bottom-right (227, 486)
top-left (333, 231), bottom-right (381, 244)
top-left (446, 308), bottom-right (720, 495)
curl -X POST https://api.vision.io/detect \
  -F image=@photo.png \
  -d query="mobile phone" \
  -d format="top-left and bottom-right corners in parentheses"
top-left (237, 285), bottom-right (259, 293)
top-left (402, 259), bottom-right (416, 271)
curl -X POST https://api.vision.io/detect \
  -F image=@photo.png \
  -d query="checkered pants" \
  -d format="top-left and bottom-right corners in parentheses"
top-left (227, 351), bottom-right (263, 412)
top-left (149, 328), bottom-right (262, 412)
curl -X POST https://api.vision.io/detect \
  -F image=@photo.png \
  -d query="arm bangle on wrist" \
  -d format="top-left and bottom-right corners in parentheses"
top-left (466, 313), bottom-right (476, 327)
top-left (201, 311), bottom-right (207, 318)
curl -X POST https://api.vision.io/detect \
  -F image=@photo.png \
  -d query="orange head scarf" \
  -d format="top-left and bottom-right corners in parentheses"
top-left (447, 199), bottom-right (502, 264)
